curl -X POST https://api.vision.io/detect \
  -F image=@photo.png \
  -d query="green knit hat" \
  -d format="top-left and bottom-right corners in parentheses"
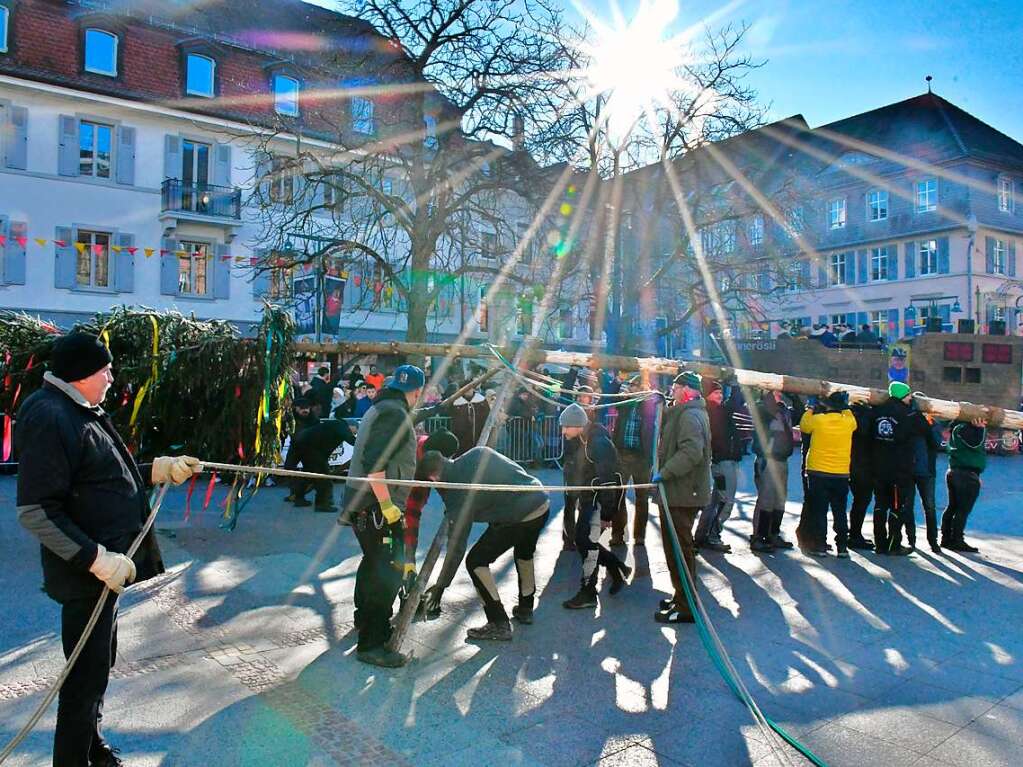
top-left (673, 371), bottom-right (702, 390)
top-left (889, 380), bottom-right (912, 400)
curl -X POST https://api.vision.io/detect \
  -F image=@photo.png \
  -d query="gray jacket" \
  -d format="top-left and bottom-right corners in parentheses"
top-left (657, 398), bottom-right (713, 508)
top-left (339, 389), bottom-right (417, 522)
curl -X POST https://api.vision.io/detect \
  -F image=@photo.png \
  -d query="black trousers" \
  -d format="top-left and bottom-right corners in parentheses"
top-left (910, 475), bottom-right (939, 546)
top-left (806, 474), bottom-right (849, 551)
top-left (466, 511), bottom-right (549, 623)
top-left (54, 596), bottom-right (118, 767)
top-left (563, 492), bottom-right (580, 544)
top-left (612, 450), bottom-right (652, 543)
top-left (575, 502), bottom-right (624, 589)
top-left (941, 468), bottom-right (981, 544)
top-left (848, 471), bottom-right (874, 540)
top-left (286, 449), bottom-right (332, 506)
top-left (352, 504), bottom-right (403, 651)
top-left (873, 477), bottom-right (915, 552)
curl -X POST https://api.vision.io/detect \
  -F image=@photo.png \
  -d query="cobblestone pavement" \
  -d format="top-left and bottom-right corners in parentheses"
top-left (2, 453), bottom-right (1022, 766)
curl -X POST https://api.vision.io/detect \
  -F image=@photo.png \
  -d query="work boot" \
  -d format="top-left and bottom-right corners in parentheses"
top-left (315, 504), bottom-right (339, 514)
top-left (890, 545), bottom-right (914, 556)
top-left (563, 584), bottom-right (598, 610)
top-left (768, 534), bottom-right (793, 550)
top-left (609, 535), bottom-right (626, 548)
top-left (90, 741), bottom-right (124, 767)
top-left (847, 536), bottom-right (874, 550)
top-left (949, 539), bottom-right (980, 553)
top-left (609, 563), bottom-right (632, 595)
top-left (512, 605), bottom-right (534, 625)
top-left (283, 493), bottom-right (297, 503)
top-left (655, 604), bottom-right (695, 624)
top-left (292, 497), bottom-right (311, 508)
top-left (702, 540), bottom-right (732, 553)
top-left (466, 621), bottom-right (513, 641)
top-left (356, 646), bottom-right (410, 668)
top-left (750, 537), bottom-right (774, 554)
top-left (658, 597), bottom-right (675, 611)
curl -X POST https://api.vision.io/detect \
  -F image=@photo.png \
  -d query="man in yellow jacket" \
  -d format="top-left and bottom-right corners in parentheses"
top-left (798, 391), bottom-right (861, 557)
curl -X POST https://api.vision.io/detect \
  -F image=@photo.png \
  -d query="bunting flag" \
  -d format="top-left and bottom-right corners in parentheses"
top-left (75, 242), bottom-right (87, 254)
top-left (127, 247), bottom-right (137, 256)
top-left (144, 248), bottom-right (154, 257)
top-left (15, 236), bottom-right (27, 248)
top-left (34, 238), bottom-right (47, 247)
top-left (0, 235), bottom-right (6, 246)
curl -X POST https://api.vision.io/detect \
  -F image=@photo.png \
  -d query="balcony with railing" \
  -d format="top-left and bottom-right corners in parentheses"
top-left (161, 179), bottom-right (242, 219)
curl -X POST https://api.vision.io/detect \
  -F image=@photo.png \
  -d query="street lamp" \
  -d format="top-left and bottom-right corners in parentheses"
top-left (909, 294), bottom-right (962, 334)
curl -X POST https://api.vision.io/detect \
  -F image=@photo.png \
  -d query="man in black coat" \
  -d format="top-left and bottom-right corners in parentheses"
top-left (16, 332), bottom-right (201, 767)
top-left (847, 403), bottom-right (876, 550)
top-left (308, 365), bottom-right (333, 416)
top-left (284, 419), bottom-right (356, 512)
top-left (610, 375), bottom-right (658, 546)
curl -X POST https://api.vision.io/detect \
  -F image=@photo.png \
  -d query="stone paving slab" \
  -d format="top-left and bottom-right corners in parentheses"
top-left (2, 453), bottom-right (1023, 766)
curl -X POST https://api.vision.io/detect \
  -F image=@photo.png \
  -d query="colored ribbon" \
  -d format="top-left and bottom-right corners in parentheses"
top-left (183, 474), bottom-right (199, 523)
top-left (128, 316), bottom-right (159, 428)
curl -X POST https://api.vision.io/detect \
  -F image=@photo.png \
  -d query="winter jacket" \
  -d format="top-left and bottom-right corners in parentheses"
top-left (563, 421), bottom-right (622, 518)
top-left (434, 447), bottom-right (548, 588)
top-left (870, 397), bottom-right (931, 482)
top-left (446, 393), bottom-right (490, 457)
top-left (707, 398), bottom-right (745, 463)
top-left (909, 416), bottom-right (940, 478)
top-left (364, 372), bottom-right (385, 391)
top-left (340, 388), bottom-right (417, 521)
top-left (753, 400), bottom-right (795, 461)
top-left (850, 404), bottom-right (874, 477)
top-left (948, 422), bottom-right (987, 474)
top-left (308, 376), bottom-right (333, 416)
top-left (611, 396), bottom-right (658, 457)
top-left (799, 408), bottom-right (857, 476)
top-left (290, 418), bottom-right (356, 460)
top-left (657, 398), bottom-right (713, 508)
top-left (16, 374), bottom-right (165, 604)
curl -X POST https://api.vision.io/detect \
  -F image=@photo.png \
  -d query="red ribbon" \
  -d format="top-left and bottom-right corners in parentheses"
top-left (2, 415), bottom-right (12, 462)
top-left (201, 473), bottom-right (217, 517)
top-left (11, 355), bottom-right (34, 410)
top-left (183, 474), bottom-right (199, 523)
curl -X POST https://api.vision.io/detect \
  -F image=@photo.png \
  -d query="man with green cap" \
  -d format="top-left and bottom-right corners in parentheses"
top-left (650, 371), bottom-right (712, 623)
top-left (870, 380), bottom-right (932, 555)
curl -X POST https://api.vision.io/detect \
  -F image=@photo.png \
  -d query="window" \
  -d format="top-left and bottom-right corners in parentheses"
top-left (79, 121), bottom-right (113, 178)
top-left (351, 97), bottom-right (374, 134)
top-left (919, 239), bottom-right (939, 275)
top-left (870, 246), bottom-right (889, 281)
top-left (964, 367), bottom-right (981, 384)
top-left (517, 222), bottom-right (532, 265)
top-left (381, 177), bottom-right (393, 195)
top-left (982, 343), bottom-right (1012, 364)
top-left (998, 176), bottom-right (1014, 213)
top-left (784, 261), bottom-right (803, 292)
top-left (701, 221), bottom-right (735, 255)
top-left (268, 263), bottom-right (292, 299)
top-left (177, 241), bottom-right (210, 295)
top-left (867, 189), bottom-right (888, 221)
top-left (942, 366), bottom-right (962, 383)
top-left (749, 215), bottom-right (764, 249)
top-left (84, 29), bottom-right (117, 76)
top-left (481, 160), bottom-right (492, 178)
top-left (828, 198), bottom-right (846, 229)
top-left (787, 206), bottom-right (805, 233)
top-left (993, 238), bottom-right (1007, 274)
top-left (944, 342), bottom-right (974, 362)
top-left (477, 285), bottom-right (489, 332)
top-left (481, 231), bottom-right (498, 261)
top-left (273, 75), bottom-right (299, 117)
top-left (829, 251), bottom-right (847, 286)
top-left (186, 54), bottom-right (215, 97)
top-left (269, 156), bottom-right (295, 204)
top-left (558, 308), bottom-right (573, 339)
top-left (869, 310), bottom-right (888, 339)
top-left (831, 313), bottom-right (853, 327)
top-left (916, 178), bottom-right (937, 212)
top-left (516, 301), bottom-right (533, 335)
top-left (423, 115), bottom-right (438, 151)
top-left (75, 230), bottom-right (111, 288)
top-left (1, 6), bottom-right (9, 54)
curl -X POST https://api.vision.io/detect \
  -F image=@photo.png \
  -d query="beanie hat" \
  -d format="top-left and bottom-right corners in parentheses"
top-left (49, 332), bottom-right (113, 383)
top-left (702, 378), bottom-right (723, 396)
top-left (889, 380), bottom-right (912, 400)
top-left (673, 371), bottom-right (702, 390)
top-left (423, 429), bottom-right (459, 458)
top-left (559, 403), bottom-right (589, 428)
top-left (826, 390), bottom-right (849, 410)
top-left (387, 364), bottom-right (425, 392)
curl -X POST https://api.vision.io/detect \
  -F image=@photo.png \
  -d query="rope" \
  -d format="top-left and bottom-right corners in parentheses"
top-left (201, 461), bottom-right (654, 493)
top-left (0, 484), bottom-right (171, 766)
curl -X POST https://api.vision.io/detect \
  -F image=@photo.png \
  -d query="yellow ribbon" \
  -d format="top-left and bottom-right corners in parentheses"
top-left (129, 316), bottom-right (160, 427)
top-left (254, 398), bottom-right (264, 455)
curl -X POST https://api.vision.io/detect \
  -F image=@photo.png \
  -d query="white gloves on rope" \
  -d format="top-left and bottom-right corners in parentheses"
top-left (152, 455), bottom-right (203, 485)
top-left (89, 544), bottom-right (137, 593)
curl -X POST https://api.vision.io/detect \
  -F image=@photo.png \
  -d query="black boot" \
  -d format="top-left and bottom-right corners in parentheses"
top-left (513, 595), bottom-right (534, 624)
top-left (563, 581), bottom-right (598, 609)
top-left (609, 563), bottom-right (632, 595)
top-left (91, 741), bottom-right (125, 767)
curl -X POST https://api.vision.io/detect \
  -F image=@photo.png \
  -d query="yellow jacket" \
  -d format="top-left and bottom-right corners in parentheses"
top-left (798, 409), bottom-right (857, 476)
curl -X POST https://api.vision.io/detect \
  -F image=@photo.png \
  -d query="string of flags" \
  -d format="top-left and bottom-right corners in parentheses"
top-left (0, 232), bottom-right (270, 266)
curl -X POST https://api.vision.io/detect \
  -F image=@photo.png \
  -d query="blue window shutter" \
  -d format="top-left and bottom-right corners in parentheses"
top-left (940, 305), bottom-right (952, 329)
top-left (856, 311), bottom-right (868, 330)
top-left (857, 250), bottom-right (868, 284)
top-left (985, 237), bottom-right (995, 273)
top-left (887, 308), bottom-right (899, 340)
top-left (54, 226), bottom-right (76, 288)
top-left (1009, 242), bottom-right (1017, 277)
top-left (5, 106), bottom-right (28, 170)
top-left (801, 316), bottom-right (811, 329)
top-left (817, 260), bottom-right (828, 287)
top-left (252, 250), bottom-right (270, 297)
top-left (160, 238), bottom-right (179, 295)
top-left (4, 220), bottom-right (26, 284)
top-left (844, 252), bottom-right (855, 285)
top-left (213, 143), bottom-right (232, 187)
top-left (887, 246), bottom-right (898, 280)
top-left (799, 259), bottom-right (810, 287)
top-left (115, 126), bottom-right (136, 185)
top-left (904, 242), bottom-right (916, 278)
top-left (164, 135), bottom-right (183, 180)
top-left (938, 237), bottom-right (950, 273)
top-left (904, 306), bottom-right (916, 335)
top-left (113, 233), bottom-right (135, 292)
top-left (818, 314), bottom-right (828, 326)
top-left (58, 115), bottom-right (80, 177)
top-left (214, 244), bottom-right (231, 299)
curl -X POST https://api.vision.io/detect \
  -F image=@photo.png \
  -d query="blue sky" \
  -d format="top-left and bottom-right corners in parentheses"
top-left (576, 0), bottom-right (1023, 138)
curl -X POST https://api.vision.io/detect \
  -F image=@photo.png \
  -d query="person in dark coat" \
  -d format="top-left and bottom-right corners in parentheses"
top-left (941, 418), bottom-right (988, 552)
top-left (284, 419), bottom-right (356, 512)
top-left (446, 383), bottom-right (490, 457)
top-left (908, 413), bottom-right (942, 552)
top-left (560, 386), bottom-right (596, 550)
top-left (559, 404), bottom-right (630, 609)
top-left (16, 332), bottom-right (201, 767)
top-left (308, 366), bottom-right (333, 416)
top-left (610, 376), bottom-right (658, 547)
top-left (347, 364), bottom-right (363, 390)
top-left (750, 391), bottom-right (799, 553)
top-left (870, 381), bottom-right (931, 555)
top-left (847, 402), bottom-right (876, 550)
top-left (291, 396), bottom-right (319, 434)
top-left (694, 380), bottom-right (747, 553)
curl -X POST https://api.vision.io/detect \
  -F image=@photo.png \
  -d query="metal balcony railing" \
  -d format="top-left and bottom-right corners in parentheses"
top-left (161, 179), bottom-right (241, 220)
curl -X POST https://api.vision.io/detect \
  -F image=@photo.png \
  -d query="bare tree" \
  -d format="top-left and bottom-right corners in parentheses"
top-left (248, 0), bottom-right (576, 345)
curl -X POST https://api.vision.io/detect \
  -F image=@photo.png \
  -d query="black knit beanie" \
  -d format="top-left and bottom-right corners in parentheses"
top-left (49, 332), bottom-right (113, 383)
top-left (423, 429), bottom-right (459, 458)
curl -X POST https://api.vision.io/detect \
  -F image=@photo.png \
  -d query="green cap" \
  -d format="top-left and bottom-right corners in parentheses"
top-left (888, 380), bottom-right (912, 400)
top-left (673, 371), bottom-right (702, 390)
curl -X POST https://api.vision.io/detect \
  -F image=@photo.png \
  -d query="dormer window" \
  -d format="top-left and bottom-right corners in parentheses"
top-left (186, 53), bottom-right (216, 98)
top-left (1, 6), bottom-right (10, 54)
top-left (273, 74), bottom-right (300, 117)
top-left (351, 96), bottom-right (374, 134)
top-left (84, 29), bottom-right (118, 77)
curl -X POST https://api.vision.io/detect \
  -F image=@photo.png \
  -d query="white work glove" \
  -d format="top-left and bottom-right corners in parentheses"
top-left (89, 544), bottom-right (137, 593)
top-left (152, 455), bottom-right (203, 485)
